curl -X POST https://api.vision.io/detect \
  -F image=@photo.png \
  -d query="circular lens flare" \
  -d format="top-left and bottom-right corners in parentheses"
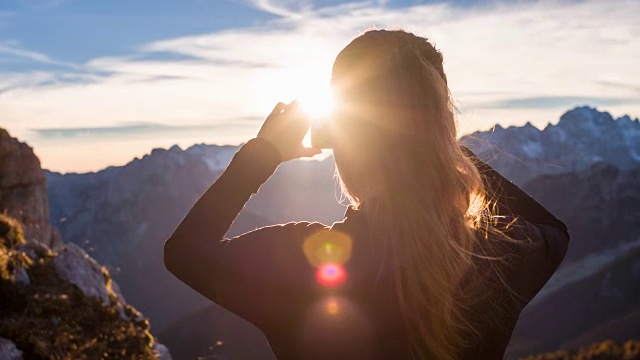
top-left (302, 229), bottom-right (352, 267)
top-left (316, 263), bottom-right (346, 287)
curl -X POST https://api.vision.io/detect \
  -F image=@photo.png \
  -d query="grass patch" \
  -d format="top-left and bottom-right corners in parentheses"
top-left (0, 214), bottom-right (156, 359)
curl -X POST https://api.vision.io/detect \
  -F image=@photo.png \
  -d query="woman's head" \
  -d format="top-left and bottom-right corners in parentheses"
top-left (330, 30), bottom-right (496, 359)
top-left (330, 30), bottom-right (460, 205)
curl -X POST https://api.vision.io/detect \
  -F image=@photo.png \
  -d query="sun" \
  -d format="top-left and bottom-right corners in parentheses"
top-left (253, 64), bottom-right (335, 148)
top-left (298, 86), bottom-right (335, 119)
top-left (298, 85), bottom-right (335, 149)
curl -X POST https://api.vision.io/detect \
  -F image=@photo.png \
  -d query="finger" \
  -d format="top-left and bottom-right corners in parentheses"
top-left (283, 101), bottom-right (312, 137)
top-left (270, 102), bottom-right (286, 116)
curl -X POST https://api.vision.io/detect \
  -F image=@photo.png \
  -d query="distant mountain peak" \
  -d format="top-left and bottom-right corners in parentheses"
top-left (556, 106), bottom-right (619, 133)
top-left (461, 106), bottom-right (640, 184)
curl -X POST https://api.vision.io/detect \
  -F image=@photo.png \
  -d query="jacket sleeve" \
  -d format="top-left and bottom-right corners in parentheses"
top-left (461, 146), bottom-right (570, 301)
top-left (164, 138), bottom-right (320, 328)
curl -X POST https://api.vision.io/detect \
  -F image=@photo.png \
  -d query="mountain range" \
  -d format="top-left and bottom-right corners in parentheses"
top-left (45, 106), bottom-right (640, 358)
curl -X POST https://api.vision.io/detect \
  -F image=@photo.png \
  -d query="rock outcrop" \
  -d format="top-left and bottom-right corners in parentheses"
top-left (53, 242), bottom-right (125, 304)
top-left (0, 129), bottom-right (171, 359)
top-left (0, 129), bottom-right (61, 249)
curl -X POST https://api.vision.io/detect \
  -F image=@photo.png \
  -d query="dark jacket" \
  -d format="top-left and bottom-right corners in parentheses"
top-left (164, 138), bottom-right (570, 360)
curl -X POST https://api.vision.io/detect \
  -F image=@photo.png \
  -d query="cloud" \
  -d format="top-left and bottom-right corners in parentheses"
top-left (0, 41), bottom-right (78, 69)
top-left (25, 120), bottom-right (262, 173)
top-left (243, 0), bottom-right (314, 18)
top-left (597, 80), bottom-right (640, 94)
top-left (477, 96), bottom-right (640, 109)
top-left (2, 0), bottom-right (639, 171)
top-left (0, 43), bottom-right (53, 63)
top-left (30, 119), bottom-right (262, 138)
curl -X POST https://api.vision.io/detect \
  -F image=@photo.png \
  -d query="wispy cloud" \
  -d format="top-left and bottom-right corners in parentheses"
top-left (597, 80), bottom-right (640, 94)
top-left (478, 96), bottom-right (640, 109)
top-left (2, 0), bottom-right (639, 172)
top-left (0, 41), bottom-right (79, 69)
top-left (244, 0), bottom-right (313, 19)
top-left (0, 42), bottom-right (53, 63)
top-left (31, 118), bottom-right (262, 138)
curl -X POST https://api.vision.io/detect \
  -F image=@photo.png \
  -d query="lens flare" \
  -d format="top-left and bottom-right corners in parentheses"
top-left (300, 296), bottom-right (375, 357)
top-left (316, 263), bottom-right (346, 287)
top-left (299, 88), bottom-right (335, 119)
top-left (326, 299), bottom-right (339, 315)
top-left (303, 229), bottom-right (352, 267)
top-left (303, 230), bottom-right (352, 287)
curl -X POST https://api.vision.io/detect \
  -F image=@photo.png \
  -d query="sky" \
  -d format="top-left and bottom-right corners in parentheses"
top-left (1, 0), bottom-right (639, 173)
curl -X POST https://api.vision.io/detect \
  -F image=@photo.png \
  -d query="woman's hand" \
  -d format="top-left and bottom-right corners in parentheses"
top-left (257, 101), bottom-right (322, 162)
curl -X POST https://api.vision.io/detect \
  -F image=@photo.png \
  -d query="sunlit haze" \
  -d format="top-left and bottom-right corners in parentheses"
top-left (1, 0), bottom-right (638, 172)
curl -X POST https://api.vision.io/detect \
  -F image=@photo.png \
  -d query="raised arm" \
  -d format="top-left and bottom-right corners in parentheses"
top-left (164, 101), bottom-right (322, 324)
top-left (163, 136), bottom-right (281, 290)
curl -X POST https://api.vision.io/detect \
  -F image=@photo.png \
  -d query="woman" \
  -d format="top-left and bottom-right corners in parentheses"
top-left (164, 30), bottom-right (569, 360)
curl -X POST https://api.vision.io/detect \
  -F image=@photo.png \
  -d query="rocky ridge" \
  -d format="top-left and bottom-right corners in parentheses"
top-left (0, 129), bottom-right (62, 249)
top-left (461, 106), bottom-right (640, 184)
top-left (0, 129), bottom-right (170, 359)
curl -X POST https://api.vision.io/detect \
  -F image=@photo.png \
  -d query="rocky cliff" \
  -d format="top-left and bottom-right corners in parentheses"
top-left (0, 129), bottom-right (61, 249)
top-left (0, 129), bottom-right (170, 359)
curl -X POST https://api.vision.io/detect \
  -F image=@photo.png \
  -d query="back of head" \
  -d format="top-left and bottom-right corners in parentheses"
top-left (331, 30), bottom-right (460, 206)
top-left (330, 30), bottom-right (493, 359)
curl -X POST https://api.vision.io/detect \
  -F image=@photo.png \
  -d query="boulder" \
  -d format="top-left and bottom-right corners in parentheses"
top-left (53, 242), bottom-right (123, 305)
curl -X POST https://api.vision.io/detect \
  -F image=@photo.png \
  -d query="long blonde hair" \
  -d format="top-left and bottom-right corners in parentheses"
top-left (331, 30), bottom-right (510, 359)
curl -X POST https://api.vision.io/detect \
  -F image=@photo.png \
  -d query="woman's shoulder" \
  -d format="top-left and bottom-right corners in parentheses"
top-left (473, 215), bottom-right (569, 306)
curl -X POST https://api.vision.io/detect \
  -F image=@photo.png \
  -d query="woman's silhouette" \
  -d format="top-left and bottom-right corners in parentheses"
top-left (164, 30), bottom-right (569, 360)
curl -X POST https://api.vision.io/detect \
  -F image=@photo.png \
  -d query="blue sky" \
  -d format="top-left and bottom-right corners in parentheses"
top-left (0, 0), bottom-right (274, 66)
top-left (1, 0), bottom-right (639, 172)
